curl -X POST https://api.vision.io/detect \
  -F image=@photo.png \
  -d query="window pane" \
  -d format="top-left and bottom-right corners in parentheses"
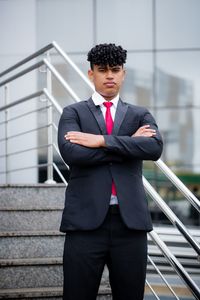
top-left (156, 0), bottom-right (200, 49)
top-left (96, 0), bottom-right (153, 50)
top-left (121, 52), bottom-right (153, 107)
top-left (156, 51), bottom-right (200, 173)
top-left (156, 51), bottom-right (200, 107)
top-left (158, 108), bottom-right (200, 174)
top-left (37, 0), bottom-right (93, 52)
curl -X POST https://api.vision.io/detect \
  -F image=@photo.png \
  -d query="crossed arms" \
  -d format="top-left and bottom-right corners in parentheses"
top-left (65, 124), bottom-right (155, 148)
top-left (58, 106), bottom-right (163, 166)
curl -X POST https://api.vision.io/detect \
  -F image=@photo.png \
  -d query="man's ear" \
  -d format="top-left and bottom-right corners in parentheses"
top-left (88, 69), bottom-right (94, 82)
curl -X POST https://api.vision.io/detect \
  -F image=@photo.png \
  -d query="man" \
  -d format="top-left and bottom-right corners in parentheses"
top-left (58, 43), bottom-right (163, 300)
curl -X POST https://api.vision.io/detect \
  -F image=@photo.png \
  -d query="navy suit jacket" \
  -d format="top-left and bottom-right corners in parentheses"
top-left (58, 98), bottom-right (163, 232)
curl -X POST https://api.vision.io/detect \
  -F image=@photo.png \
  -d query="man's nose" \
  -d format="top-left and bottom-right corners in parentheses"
top-left (106, 70), bottom-right (114, 79)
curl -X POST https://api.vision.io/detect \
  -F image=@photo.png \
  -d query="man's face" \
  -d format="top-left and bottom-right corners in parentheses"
top-left (88, 64), bottom-right (125, 100)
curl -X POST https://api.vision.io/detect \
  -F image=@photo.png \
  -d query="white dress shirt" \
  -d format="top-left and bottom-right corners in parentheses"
top-left (92, 91), bottom-right (119, 205)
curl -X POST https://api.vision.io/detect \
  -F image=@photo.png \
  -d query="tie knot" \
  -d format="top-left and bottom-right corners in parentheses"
top-left (103, 101), bottom-right (113, 109)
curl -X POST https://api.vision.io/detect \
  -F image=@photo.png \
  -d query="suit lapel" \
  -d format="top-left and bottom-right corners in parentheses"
top-left (87, 97), bottom-right (128, 135)
top-left (87, 98), bottom-right (107, 134)
top-left (112, 98), bottom-right (128, 135)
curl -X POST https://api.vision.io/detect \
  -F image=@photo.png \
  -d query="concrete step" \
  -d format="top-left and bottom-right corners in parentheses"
top-left (0, 185), bottom-right (198, 300)
top-left (0, 269), bottom-right (61, 290)
top-left (0, 259), bottom-right (62, 289)
top-left (0, 184), bottom-right (65, 209)
top-left (0, 209), bottom-right (62, 231)
top-left (0, 231), bottom-right (64, 259)
top-left (0, 286), bottom-right (112, 300)
top-left (0, 258), bottom-right (110, 290)
top-left (0, 284), bottom-right (194, 300)
top-left (0, 185), bottom-right (65, 233)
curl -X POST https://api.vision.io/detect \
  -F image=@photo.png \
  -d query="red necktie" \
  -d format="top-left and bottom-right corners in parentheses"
top-left (103, 102), bottom-right (117, 196)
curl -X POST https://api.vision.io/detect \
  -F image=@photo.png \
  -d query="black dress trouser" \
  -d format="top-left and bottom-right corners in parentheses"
top-left (63, 206), bottom-right (147, 300)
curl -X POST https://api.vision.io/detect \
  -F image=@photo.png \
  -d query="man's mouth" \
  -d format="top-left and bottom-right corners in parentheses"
top-left (104, 82), bottom-right (115, 87)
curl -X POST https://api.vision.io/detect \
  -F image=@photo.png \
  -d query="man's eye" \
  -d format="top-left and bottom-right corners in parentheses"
top-left (112, 68), bottom-right (120, 73)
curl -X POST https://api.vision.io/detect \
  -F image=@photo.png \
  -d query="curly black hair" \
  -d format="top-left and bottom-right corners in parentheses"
top-left (87, 43), bottom-right (127, 69)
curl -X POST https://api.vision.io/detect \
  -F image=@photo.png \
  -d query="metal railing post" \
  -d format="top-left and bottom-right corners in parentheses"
top-left (4, 84), bottom-right (9, 183)
top-left (45, 51), bottom-right (56, 184)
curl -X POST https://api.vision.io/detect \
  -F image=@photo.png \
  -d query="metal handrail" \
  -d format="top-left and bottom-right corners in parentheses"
top-left (43, 59), bottom-right (80, 102)
top-left (0, 105), bottom-right (51, 126)
top-left (0, 90), bottom-right (43, 112)
top-left (0, 61), bottom-right (44, 87)
top-left (0, 41), bottom-right (94, 89)
top-left (0, 162), bottom-right (51, 175)
top-left (148, 255), bottom-right (179, 300)
top-left (156, 159), bottom-right (200, 212)
top-left (0, 43), bottom-right (53, 78)
top-left (143, 177), bottom-right (200, 257)
top-left (0, 124), bottom-right (49, 143)
top-left (52, 41), bottom-right (94, 89)
top-left (0, 144), bottom-right (50, 160)
top-left (53, 162), bottom-right (68, 186)
top-left (149, 230), bottom-right (200, 300)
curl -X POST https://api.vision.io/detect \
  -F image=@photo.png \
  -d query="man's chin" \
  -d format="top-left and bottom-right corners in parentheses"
top-left (100, 92), bottom-right (117, 100)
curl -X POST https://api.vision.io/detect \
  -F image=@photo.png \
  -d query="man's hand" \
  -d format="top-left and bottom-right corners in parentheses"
top-left (65, 132), bottom-right (105, 148)
top-left (132, 125), bottom-right (156, 137)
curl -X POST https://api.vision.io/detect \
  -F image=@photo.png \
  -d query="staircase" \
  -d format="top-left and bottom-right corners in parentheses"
top-left (0, 185), bottom-right (112, 299)
top-left (1, 185), bottom-right (199, 300)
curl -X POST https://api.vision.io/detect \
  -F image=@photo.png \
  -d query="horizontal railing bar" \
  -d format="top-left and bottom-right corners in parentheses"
top-left (0, 105), bottom-right (50, 126)
top-left (148, 255), bottom-right (179, 300)
top-left (52, 41), bottom-right (94, 90)
top-left (43, 88), bottom-right (63, 114)
top-left (149, 230), bottom-right (200, 300)
top-left (0, 90), bottom-right (43, 112)
top-left (0, 60), bottom-right (44, 87)
top-left (53, 163), bottom-right (68, 186)
top-left (0, 43), bottom-right (54, 78)
top-left (43, 59), bottom-right (80, 102)
top-left (143, 177), bottom-right (200, 257)
top-left (0, 124), bottom-right (49, 143)
top-left (0, 144), bottom-right (50, 159)
top-left (0, 162), bottom-right (51, 175)
top-left (155, 159), bottom-right (200, 213)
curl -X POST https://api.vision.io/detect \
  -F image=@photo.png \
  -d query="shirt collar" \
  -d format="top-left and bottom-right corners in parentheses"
top-left (92, 91), bottom-right (119, 108)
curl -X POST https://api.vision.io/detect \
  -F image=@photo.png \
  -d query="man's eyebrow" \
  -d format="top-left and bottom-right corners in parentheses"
top-left (110, 66), bottom-right (121, 69)
top-left (97, 65), bottom-right (107, 69)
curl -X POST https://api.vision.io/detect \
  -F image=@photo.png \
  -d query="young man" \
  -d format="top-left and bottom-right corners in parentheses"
top-left (58, 43), bottom-right (163, 300)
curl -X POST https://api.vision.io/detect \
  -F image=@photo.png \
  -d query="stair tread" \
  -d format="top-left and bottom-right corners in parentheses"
top-left (0, 286), bottom-right (62, 298)
top-left (0, 230), bottom-right (64, 237)
top-left (0, 285), bottom-right (111, 297)
top-left (0, 257), bottom-right (62, 266)
top-left (0, 207), bottom-right (63, 211)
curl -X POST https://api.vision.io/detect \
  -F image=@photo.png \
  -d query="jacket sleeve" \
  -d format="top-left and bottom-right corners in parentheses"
top-left (58, 105), bottom-right (123, 166)
top-left (104, 109), bottom-right (163, 161)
